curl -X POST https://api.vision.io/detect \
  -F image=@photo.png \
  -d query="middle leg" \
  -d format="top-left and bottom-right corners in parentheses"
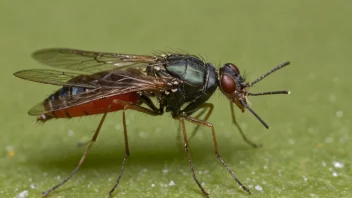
top-left (183, 115), bottom-right (251, 194)
top-left (178, 117), bottom-right (209, 197)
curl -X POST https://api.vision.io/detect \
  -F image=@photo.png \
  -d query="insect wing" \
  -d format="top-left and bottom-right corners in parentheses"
top-left (32, 48), bottom-right (163, 74)
top-left (27, 69), bottom-right (181, 115)
top-left (13, 69), bottom-right (101, 88)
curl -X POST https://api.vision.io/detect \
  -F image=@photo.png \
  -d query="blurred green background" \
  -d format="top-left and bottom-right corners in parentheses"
top-left (1, 1), bottom-right (351, 198)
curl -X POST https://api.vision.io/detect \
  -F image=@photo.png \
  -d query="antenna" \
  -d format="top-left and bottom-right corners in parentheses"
top-left (248, 90), bottom-right (290, 96)
top-left (248, 61), bottom-right (290, 87)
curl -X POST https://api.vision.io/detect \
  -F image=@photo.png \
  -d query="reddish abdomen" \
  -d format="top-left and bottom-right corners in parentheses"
top-left (45, 93), bottom-right (139, 119)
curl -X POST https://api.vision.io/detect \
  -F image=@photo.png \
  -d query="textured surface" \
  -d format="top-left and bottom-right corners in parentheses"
top-left (1, 1), bottom-right (351, 198)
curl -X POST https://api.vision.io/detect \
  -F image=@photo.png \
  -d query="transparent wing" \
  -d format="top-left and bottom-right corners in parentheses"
top-left (14, 69), bottom-right (98, 88)
top-left (32, 48), bottom-right (164, 74)
top-left (26, 69), bottom-right (181, 115)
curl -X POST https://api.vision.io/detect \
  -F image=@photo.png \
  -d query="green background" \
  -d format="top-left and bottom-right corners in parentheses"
top-left (1, 1), bottom-right (351, 198)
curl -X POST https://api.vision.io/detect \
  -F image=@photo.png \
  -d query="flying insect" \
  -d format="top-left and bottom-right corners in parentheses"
top-left (14, 48), bottom-right (291, 197)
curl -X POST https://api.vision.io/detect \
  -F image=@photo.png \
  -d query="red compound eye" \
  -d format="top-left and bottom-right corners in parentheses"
top-left (220, 74), bottom-right (236, 94)
top-left (227, 63), bottom-right (240, 74)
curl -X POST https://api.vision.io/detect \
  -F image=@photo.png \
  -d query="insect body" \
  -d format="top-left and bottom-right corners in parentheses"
top-left (148, 54), bottom-right (218, 118)
top-left (14, 48), bottom-right (291, 197)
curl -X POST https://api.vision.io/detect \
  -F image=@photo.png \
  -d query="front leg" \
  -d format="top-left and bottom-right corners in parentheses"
top-left (229, 102), bottom-right (261, 148)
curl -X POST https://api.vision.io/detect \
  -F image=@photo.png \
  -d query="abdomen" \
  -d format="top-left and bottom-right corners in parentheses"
top-left (39, 86), bottom-right (139, 120)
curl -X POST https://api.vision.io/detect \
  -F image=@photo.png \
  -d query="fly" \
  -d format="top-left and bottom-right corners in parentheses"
top-left (14, 48), bottom-right (291, 197)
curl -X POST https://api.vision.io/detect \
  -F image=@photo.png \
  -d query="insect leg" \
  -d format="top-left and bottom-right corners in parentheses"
top-left (139, 93), bottom-right (164, 114)
top-left (230, 102), bottom-right (262, 148)
top-left (183, 116), bottom-right (251, 194)
top-left (108, 109), bottom-right (129, 197)
top-left (178, 117), bottom-right (209, 197)
top-left (108, 99), bottom-right (162, 197)
top-left (42, 106), bottom-right (110, 197)
top-left (176, 110), bottom-right (204, 146)
top-left (176, 103), bottom-right (213, 149)
top-left (188, 103), bottom-right (214, 141)
top-left (175, 122), bottom-right (183, 150)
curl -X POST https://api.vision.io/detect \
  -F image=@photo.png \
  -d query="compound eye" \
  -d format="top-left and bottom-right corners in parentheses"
top-left (227, 63), bottom-right (240, 74)
top-left (220, 74), bottom-right (236, 94)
